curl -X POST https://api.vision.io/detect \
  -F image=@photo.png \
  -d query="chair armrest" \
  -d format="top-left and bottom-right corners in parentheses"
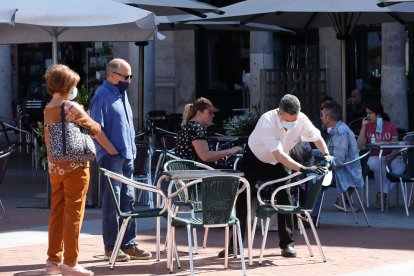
top-left (101, 168), bottom-right (168, 215)
top-left (270, 174), bottom-right (319, 210)
top-left (257, 171), bottom-right (302, 205)
top-left (334, 149), bottom-right (371, 168)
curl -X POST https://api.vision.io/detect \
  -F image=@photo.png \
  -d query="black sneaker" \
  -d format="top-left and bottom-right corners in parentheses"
top-left (217, 247), bottom-right (239, 258)
top-left (281, 245), bottom-right (297, 258)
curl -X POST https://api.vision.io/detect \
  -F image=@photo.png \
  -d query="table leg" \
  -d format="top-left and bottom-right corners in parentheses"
top-left (244, 179), bottom-right (253, 266)
top-left (379, 150), bottom-right (384, 212)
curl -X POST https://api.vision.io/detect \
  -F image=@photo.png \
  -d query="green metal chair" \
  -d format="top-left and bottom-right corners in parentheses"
top-left (100, 168), bottom-right (168, 269)
top-left (252, 170), bottom-right (333, 264)
top-left (0, 148), bottom-right (13, 223)
top-left (163, 159), bottom-right (214, 252)
top-left (386, 134), bottom-right (414, 216)
top-left (167, 175), bottom-right (248, 276)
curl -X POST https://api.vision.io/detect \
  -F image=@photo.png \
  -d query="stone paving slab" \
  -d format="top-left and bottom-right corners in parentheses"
top-left (1, 220), bottom-right (414, 276)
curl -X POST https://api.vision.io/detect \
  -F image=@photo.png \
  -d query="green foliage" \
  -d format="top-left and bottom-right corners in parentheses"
top-left (75, 84), bottom-right (94, 110)
top-left (223, 106), bottom-right (260, 136)
top-left (33, 121), bottom-right (47, 165)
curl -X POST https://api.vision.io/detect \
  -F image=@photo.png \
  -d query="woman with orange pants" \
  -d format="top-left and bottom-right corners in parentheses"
top-left (44, 64), bottom-right (102, 276)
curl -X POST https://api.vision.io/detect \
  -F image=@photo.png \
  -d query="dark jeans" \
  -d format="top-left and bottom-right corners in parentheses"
top-left (232, 145), bottom-right (294, 249)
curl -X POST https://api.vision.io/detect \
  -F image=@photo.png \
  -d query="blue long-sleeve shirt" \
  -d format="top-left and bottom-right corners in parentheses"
top-left (90, 80), bottom-right (136, 162)
top-left (327, 121), bottom-right (364, 193)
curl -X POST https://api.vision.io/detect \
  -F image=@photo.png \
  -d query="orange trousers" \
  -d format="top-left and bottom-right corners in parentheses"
top-left (47, 166), bottom-right (90, 266)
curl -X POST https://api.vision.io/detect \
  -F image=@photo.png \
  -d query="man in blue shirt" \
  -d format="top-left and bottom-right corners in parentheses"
top-left (319, 102), bottom-right (364, 210)
top-left (90, 58), bottom-right (151, 262)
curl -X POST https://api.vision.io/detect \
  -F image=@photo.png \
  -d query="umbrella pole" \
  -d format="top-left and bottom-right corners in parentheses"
top-left (52, 35), bottom-right (58, 64)
top-left (136, 41), bottom-right (148, 132)
top-left (341, 39), bottom-right (347, 121)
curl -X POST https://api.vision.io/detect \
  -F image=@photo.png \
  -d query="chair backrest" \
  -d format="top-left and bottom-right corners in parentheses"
top-left (303, 172), bottom-right (330, 210)
top-left (201, 176), bottom-right (241, 225)
top-left (164, 159), bottom-right (214, 202)
top-left (359, 148), bottom-right (371, 178)
top-left (152, 150), bottom-right (180, 186)
top-left (134, 141), bottom-right (150, 176)
top-left (165, 113), bottom-right (182, 132)
top-left (0, 150), bottom-right (12, 184)
top-left (403, 134), bottom-right (414, 175)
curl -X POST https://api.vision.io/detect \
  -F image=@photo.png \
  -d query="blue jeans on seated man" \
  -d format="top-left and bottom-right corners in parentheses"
top-left (99, 153), bottom-right (136, 251)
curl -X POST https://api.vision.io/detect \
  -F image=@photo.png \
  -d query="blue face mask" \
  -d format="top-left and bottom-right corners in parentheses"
top-left (115, 81), bottom-right (129, 92)
top-left (281, 120), bottom-right (298, 130)
top-left (68, 87), bottom-right (78, 100)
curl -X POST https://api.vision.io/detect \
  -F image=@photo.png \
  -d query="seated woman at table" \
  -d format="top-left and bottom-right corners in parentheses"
top-left (356, 102), bottom-right (405, 208)
top-left (175, 97), bottom-right (243, 166)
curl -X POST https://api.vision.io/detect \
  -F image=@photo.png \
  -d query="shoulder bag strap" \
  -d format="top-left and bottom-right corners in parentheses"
top-left (61, 101), bottom-right (67, 155)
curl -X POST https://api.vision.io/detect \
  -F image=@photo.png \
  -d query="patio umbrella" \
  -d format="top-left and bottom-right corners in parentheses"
top-left (116, 0), bottom-right (224, 18)
top-left (378, 0), bottom-right (414, 7)
top-left (170, 0), bottom-right (414, 118)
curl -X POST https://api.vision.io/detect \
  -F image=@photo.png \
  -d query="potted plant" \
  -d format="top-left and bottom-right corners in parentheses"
top-left (223, 106), bottom-right (260, 137)
top-left (75, 84), bottom-right (95, 111)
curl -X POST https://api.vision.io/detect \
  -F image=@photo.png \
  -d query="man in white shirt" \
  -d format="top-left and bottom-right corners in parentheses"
top-left (219, 94), bottom-right (330, 259)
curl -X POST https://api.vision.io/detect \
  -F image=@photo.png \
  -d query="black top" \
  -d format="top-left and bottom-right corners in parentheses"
top-left (175, 120), bottom-right (208, 163)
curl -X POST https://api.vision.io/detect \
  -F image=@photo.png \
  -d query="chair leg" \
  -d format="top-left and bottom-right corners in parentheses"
top-left (408, 184), bottom-right (413, 208)
top-left (156, 217), bottom-right (160, 261)
top-left (236, 221), bottom-right (247, 276)
top-left (110, 217), bottom-right (130, 269)
top-left (304, 212), bottom-right (326, 262)
top-left (400, 180), bottom-right (409, 216)
top-left (202, 228), bottom-right (208, 248)
top-left (365, 175), bottom-right (370, 208)
top-left (0, 199), bottom-right (10, 223)
top-left (224, 226), bottom-right (229, 268)
top-left (351, 187), bottom-right (371, 227)
top-left (297, 215), bottom-right (313, 257)
top-left (258, 217), bottom-right (271, 265)
top-left (316, 189), bottom-right (326, 228)
top-left (187, 225), bottom-right (195, 276)
top-left (344, 191), bottom-right (358, 224)
top-left (190, 210), bottom-right (199, 254)
top-left (232, 226), bottom-right (238, 258)
top-left (251, 216), bottom-right (258, 245)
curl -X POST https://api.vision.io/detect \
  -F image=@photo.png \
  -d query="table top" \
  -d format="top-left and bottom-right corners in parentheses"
top-left (162, 169), bottom-right (244, 180)
top-left (367, 142), bottom-right (414, 149)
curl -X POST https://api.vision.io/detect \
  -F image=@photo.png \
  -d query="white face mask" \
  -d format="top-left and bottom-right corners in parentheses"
top-left (69, 87), bottom-right (78, 100)
top-left (281, 120), bottom-right (298, 130)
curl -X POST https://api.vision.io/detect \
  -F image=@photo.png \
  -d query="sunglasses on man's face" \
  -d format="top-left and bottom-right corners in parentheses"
top-left (112, 71), bottom-right (133, 80)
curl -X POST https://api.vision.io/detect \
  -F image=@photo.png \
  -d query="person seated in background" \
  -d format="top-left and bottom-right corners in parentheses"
top-left (312, 95), bottom-right (336, 144)
top-left (356, 102), bottom-right (406, 209)
top-left (175, 97), bottom-right (242, 166)
top-left (318, 102), bottom-right (364, 211)
top-left (346, 89), bottom-right (366, 133)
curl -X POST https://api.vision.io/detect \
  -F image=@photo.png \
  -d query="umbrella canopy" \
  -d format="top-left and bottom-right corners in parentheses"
top-left (116, 0), bottom-right (224, 18)
top-left (157, 15), bottom-right (294, 32)
top-left (0, 0), bottom-right (155, 46)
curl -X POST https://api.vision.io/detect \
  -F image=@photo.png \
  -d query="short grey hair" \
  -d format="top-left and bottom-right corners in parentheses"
top-left (323, 102), bottom-right (342, 121)
top-left (106, 58), bottom-right (129, 76)
top-left (279, 94), bottom-right (301, 115)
